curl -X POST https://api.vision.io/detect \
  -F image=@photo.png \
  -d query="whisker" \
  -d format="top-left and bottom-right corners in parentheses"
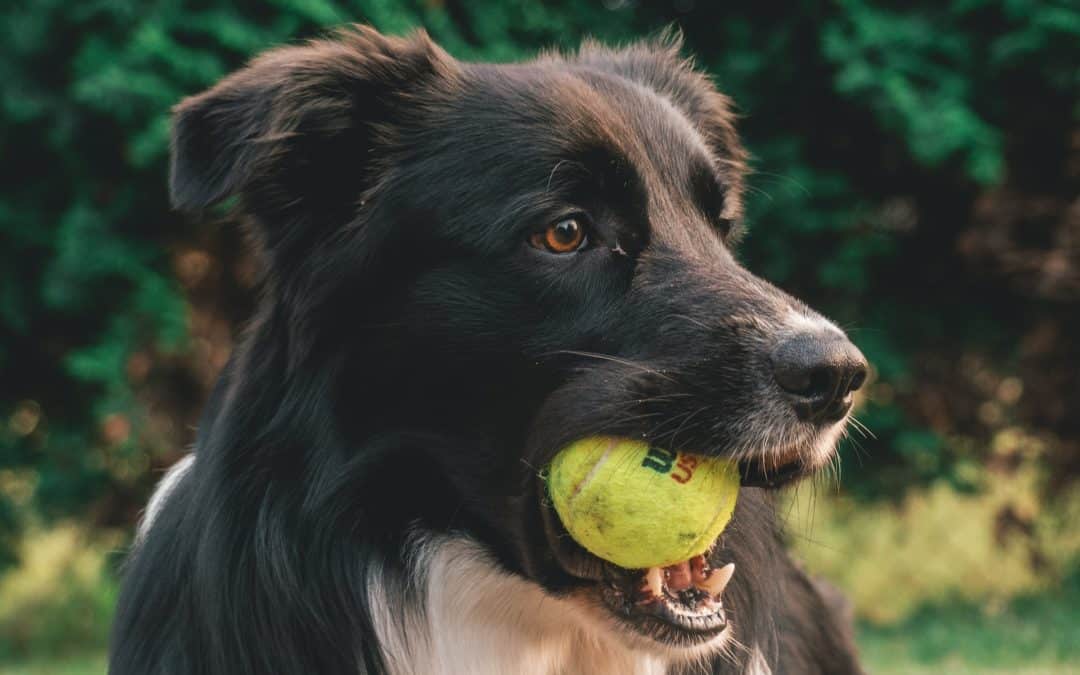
top-left (741, 182), bottom-right (775, 203)
top-left (539, 350), bottom-right (678, 383)
top-left (749, 170), bottom-right (812, 197)
top-left (667, 405), bottom-right (711, 449)
top-left (849, 415), bottom-right (876, 440)
top-left (644, 407), bottom-right (698, 442)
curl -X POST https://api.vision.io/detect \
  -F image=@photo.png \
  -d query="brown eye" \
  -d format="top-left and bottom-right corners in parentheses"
top-left (530, 218), bottom-right (587, 254)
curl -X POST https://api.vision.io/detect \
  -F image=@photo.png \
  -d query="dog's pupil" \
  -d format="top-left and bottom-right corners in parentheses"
top-left (555, 220), bottom-right (578, 243)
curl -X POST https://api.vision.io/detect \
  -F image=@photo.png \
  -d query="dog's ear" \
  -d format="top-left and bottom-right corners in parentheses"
top-left (170, 26), bottom-right (456, 227)
top-left (574, 31), bottom-right (747, 219)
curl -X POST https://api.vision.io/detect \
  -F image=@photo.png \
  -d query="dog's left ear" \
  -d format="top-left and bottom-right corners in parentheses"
top-left (575, 31), bottom-right (747, 220)
top-left (170, 26), bottom-right (457, 249)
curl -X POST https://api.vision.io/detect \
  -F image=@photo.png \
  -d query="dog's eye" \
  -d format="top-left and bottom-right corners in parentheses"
top-left (530, 218), bottom-right (587, 254)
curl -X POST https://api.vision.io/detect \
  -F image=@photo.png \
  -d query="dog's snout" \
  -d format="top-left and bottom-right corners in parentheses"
top-left (771, 332), bottom-right (868, 423)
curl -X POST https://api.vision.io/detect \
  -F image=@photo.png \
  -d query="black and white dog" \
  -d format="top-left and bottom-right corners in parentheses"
top-left (110, 26), bottom-right (868, 674)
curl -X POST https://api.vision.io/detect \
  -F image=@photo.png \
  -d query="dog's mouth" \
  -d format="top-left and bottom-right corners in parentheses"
top-left (597, 548), bottom-right (735, 644)
top-left (538, 489), bottom-right (735, 646)
top-left (737, 456), bottom-right (807, 488)
top-left (533, 427), bottom-right (840, 645)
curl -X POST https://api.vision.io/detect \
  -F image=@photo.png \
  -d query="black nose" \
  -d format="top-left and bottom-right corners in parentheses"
top-left (771, 331), bottom-right (868, 423)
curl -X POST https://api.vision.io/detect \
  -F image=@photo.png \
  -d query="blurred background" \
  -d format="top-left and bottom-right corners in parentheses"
top-left (1, 1), bottom-right (1078, 673)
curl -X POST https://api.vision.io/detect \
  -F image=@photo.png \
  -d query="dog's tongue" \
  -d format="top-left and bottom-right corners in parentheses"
top-left (639, 555), bottom-right (735, 601)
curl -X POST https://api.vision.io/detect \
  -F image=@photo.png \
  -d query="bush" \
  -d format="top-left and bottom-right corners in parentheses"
top-left (1, 0), bottom-right (1077, 567)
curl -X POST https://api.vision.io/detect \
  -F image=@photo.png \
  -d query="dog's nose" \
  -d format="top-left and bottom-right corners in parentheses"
top-left (771, 332), bottom-right (868, 423)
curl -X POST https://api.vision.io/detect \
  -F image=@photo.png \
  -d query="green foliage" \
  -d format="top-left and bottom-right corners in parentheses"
top-left (1, 0), bottom-right (1078, 569)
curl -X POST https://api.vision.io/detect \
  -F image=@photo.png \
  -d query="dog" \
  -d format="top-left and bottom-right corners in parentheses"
top-left (110, 26), bottom-right (868, 675)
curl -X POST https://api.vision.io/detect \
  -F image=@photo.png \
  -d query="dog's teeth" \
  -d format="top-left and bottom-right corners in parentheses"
top-left (697, 562), bottom-right (735, 598)
top-left (665, 561), bottom-right (693, 592)
top-left (690, 555), bottom-right (709, 584)
top-left (642, 566), bottom-right (664, 600)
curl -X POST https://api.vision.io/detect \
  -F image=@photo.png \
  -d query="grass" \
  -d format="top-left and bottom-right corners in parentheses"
top-left (2, 582), bottom-right (1077, 674)
top-left (781, 462), bottom-right (1080, 623)
top-left (0, 655), bottom-right (105, 675)
top-left (0, 527), bottom-right (118, 663)
top-left (857, 571), bottom-right (1080, 673)
top-left (2, 473), bottom-right (1079, 674)
top-left (783, 465), bottom-right (1080, 673)
top-left (3, 600), bottom-right (1078, 675)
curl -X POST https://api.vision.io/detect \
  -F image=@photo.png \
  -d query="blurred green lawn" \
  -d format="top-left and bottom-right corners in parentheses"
top-left (1, 576), bottom-right (1077, 675)
top-left (0, 605), bottom-right (1076, 674)
top-left (3, 589), bottom-right (1079, 675)
top-left (858, 577), bottom-right (1080, 674)
top-left (2, 474), bottom-right (1077, 674)
top-left (0, 656), bottom-right (105, 675)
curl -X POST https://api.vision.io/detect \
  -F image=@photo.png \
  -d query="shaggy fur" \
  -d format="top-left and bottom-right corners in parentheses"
top-left (110, 26), bottom-right (865, 674)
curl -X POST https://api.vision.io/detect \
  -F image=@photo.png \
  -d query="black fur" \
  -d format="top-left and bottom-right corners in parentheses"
top-left (111, 26), bottom-right (863, 674)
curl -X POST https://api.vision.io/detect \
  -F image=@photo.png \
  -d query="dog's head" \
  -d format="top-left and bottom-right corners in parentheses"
top-left (172, 26), bottom-right (866, 658)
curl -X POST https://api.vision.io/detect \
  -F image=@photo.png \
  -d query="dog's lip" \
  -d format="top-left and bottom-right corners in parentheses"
top-left (592, 551), bottom-right (735, 643)
top-left (537, 484), bottom-right (613, 583)
top-left (738, 456), bottom-right (807, 488)
top-left (599, 570), bottom-right (731, 640)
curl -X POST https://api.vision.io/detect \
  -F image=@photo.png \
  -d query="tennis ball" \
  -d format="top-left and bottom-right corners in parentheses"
top-left (546, 436), bottom-right (739, 569)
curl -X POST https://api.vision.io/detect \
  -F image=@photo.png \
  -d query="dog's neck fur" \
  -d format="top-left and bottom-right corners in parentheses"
top-left (139, 456), bottom-right (778, 675)
top-left (368, 533), bottom-right (770, 675)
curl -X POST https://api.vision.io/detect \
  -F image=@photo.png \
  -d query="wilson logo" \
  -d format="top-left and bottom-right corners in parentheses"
top-left (641, 447), bottom-right (700, 484)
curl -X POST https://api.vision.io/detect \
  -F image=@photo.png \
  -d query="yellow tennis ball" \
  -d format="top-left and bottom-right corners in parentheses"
top-left (546, 436), bottom-right (739, 569)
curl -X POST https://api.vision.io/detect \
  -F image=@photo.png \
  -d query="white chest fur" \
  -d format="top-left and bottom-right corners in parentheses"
top-left (368, 535), bottom-right (720, 675)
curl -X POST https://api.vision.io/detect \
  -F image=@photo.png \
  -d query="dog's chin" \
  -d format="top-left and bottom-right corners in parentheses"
top-left (739, 420), bottom-right (848, 488)
top-left (536, 424), bottom-right (846, 650)
top-left (737, 447), bottom-right (825, 488)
